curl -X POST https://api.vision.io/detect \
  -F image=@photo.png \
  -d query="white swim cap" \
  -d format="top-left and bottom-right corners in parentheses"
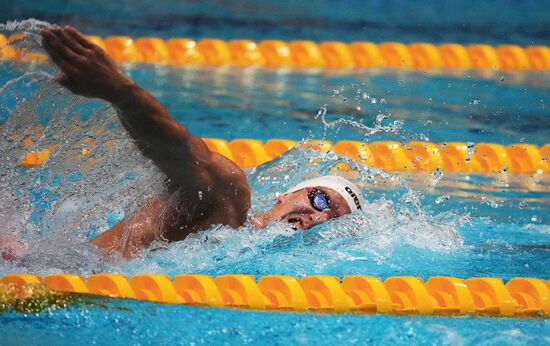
top-left (286, 175), bottom-right (365, 212)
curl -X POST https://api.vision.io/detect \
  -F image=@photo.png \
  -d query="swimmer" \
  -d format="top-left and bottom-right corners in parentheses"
top-left (38, 25), bottom-right (365, 258)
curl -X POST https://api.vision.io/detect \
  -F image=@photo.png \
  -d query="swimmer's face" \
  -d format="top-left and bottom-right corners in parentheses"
top-left (252, 187), bottom-right (352, 230)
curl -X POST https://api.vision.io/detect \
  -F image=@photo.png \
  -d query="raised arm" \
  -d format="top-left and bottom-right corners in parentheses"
top-left (40, 25), bottom-right (250, 224)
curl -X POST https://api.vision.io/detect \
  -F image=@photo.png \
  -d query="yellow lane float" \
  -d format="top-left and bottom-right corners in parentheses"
top-left (18, 139), bottom-right (550, 174)
top-left (2, 33), bottom-right (549, 70)
top-left (1, 274), bottom-right (548, 317)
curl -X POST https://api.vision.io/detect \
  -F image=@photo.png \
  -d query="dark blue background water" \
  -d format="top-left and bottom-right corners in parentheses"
top-left (2, 0), bottom-right (549, 45)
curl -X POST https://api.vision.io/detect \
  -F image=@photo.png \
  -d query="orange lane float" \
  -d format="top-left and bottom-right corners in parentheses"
top-left (18, 139), bottom-right (550, 174)
top-left (20, 149), bottom-right (50, 168)
top-left (1, 273), bottom-right (548, 318)
top-left (2, 33), bottom-right (549, 70)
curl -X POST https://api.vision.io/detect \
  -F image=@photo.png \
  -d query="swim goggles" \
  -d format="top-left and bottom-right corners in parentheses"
top-left (307, 187), bottom-right (331, 213)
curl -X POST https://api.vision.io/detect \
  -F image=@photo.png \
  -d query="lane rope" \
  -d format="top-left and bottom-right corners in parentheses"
top-left (1, 273), bottom-right (549, 317)
top-left (1, 33), bottom-right (549, 70)
top-left (19, 139), bottom-right (550, 174)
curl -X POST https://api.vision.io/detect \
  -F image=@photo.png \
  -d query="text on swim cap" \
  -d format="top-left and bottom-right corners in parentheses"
top-left (344, 186), bottom-right (361, 210)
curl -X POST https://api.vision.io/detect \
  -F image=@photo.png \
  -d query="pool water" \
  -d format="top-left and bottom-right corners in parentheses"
top-left (1, 298), bottom-right (549, 345)
top-left (0, 1), bottom-right (549, 345)
top-left (2, 0), bottom-right (549, 45)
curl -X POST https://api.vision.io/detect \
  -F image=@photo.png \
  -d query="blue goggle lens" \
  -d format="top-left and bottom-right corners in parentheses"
top-left (309, 190), bottom-right (330, 212)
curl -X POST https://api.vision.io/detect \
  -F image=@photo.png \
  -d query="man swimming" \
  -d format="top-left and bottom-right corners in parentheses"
top-left (38, 25), bottom-right (366, 258)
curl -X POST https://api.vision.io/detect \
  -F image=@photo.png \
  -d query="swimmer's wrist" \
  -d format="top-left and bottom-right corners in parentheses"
top-left (110, 79), bottom-right (140, 108)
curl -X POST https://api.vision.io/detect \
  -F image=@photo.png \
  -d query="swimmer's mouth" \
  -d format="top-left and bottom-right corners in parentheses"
top-left (286, 216), bottom-right (303, 230)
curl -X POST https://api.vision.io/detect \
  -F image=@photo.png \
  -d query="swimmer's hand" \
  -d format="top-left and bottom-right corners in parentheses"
top-left (40, 25), bottom-right (134, 101)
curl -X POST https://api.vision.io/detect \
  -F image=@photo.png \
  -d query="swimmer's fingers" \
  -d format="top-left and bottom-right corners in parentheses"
top-left (65, 26), bottom-right (119, 72)
top-left (51, 25), bottom-right (90, 56)
top-left (45, 27), bottom-right (88, 68)
top-left (41, 32), bottom-right (81, 78)
top-left (64, 26), bottom-right (96, 50)
top-left (42, 38), bottom-right (78, 75)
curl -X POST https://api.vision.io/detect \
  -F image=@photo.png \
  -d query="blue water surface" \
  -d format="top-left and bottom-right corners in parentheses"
top-left (1, 298), bottom-right (549, 346)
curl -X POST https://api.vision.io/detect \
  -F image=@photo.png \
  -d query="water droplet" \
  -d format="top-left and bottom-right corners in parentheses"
top-left (315, 105), bottom-right (327, 119)
top-left (465, 142), bottom-right (476, 162)
top-left (480, 196), bottom-right (499, 208)
top-left (197, 190), bottom-right (203, 200)
top-left (519, 201), bottom-right (528, 209)
top-left (435, 195), bottom-right (450, 204)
